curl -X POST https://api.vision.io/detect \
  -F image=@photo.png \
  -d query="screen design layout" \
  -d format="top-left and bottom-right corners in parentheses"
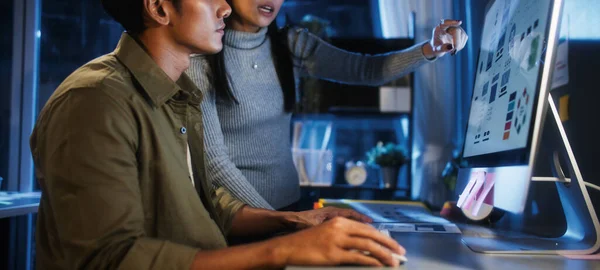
top-left (463, 0), bottom-right (552, 158)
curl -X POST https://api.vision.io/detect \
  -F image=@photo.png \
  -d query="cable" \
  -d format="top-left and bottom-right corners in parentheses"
top-left (585, 181), bottom-right (600, 192)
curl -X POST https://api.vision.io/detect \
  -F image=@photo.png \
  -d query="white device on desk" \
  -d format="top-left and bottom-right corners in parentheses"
top-left (354, 229), bottom-right (408, 264)
top-left (354, 248), bottom-right (408, 264)
top-left (457, 0), bottom-right (600, 255)
top-left (344, 161), bottom-right (368, 186)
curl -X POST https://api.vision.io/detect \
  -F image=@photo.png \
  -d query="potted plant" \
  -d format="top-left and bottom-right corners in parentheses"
top-left (366, 142), bottom-right (408, 189)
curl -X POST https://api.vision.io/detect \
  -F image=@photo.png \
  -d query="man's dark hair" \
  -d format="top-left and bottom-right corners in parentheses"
top-left (101, 0), bottom-right (181, 35)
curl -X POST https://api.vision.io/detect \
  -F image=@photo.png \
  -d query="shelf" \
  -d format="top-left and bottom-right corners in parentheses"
top-left (0, 192), bottom-right (41, 219)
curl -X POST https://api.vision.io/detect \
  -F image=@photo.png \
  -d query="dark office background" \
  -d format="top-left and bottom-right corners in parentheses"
top-left (37, 0), bottom-right (123, 116)
top-left (279, 0), bottom-right (376, 37)
top-left (0, 0), bottom-right (13, 191)
top-left (0, 0), bottom-right (14, 268)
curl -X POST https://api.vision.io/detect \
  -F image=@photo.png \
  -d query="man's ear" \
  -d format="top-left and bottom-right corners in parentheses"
top-left (143, 0), bottom-right (175, 27)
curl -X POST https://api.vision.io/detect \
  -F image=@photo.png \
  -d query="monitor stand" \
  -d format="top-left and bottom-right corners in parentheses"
top-left (462, 95), bottom-right (600, 255)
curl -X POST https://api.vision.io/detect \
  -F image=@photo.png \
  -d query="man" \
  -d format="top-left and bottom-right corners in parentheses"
top-left (31, 0), bottom-right (405, 268)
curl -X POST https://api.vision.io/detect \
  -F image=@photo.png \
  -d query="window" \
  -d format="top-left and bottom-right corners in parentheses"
top-left (278, 0), bottom-right (377, 38)
top-left (561, 0), bottom-right (600, 40)
top-left (33, 0), bottom-right (123, 190)
top-left (0, 1), bottom-right (125, 268)
top-left (0, 0), bottom-right (14, 191)
top-left (0, 0), bottom-right (14, 268)
top-left (38, 0), bottom-right (122, 115)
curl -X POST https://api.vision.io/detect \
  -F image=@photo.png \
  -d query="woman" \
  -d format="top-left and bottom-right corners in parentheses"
top-left (187, 0), bottom-right (468, 211)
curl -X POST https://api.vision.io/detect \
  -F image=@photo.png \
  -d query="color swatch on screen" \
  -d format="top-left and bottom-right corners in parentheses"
top-left (495, 30), bottom-right (506, 62)
top-left (499, 69), bottom-right (511, 98)
top-left (503, 91), bottom-right (518, 140)
top-left (489, 84), bottom-right (498, 104)
top-left (514, 88), bottom-right (530, 134)
top-left (486, 38), bottom-right (495, 71)
top-left (482, 82), bottom-right (489, 96)
top-left (508, 24), bottom-right (517, 51)
top-left (518, 18), bottom-right (542, 71)
top-left (528, 36), bottom-right (540, 70)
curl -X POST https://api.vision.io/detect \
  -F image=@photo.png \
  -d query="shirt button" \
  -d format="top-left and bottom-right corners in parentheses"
top-left (252, 63), bottom-right (258, 69)
top-left (180, 127), bottom-right (187, 134)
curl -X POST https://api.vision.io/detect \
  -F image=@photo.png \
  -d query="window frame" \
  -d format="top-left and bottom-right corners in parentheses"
top-left (9, 0), bottom-right (39, 194)
top-left (6, 0), bottom-right (40, 268)
top-left (7, 0), bottom-right (23, 192)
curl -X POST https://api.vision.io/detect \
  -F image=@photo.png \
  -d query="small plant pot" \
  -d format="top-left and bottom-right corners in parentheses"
top-left (379, 166), bottom-right (400, 189)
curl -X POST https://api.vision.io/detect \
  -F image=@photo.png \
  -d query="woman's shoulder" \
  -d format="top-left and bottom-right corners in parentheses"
top-left (186, 55), bottom-right (215, 95)
top-left (189, 55), bottom-right (211, 73)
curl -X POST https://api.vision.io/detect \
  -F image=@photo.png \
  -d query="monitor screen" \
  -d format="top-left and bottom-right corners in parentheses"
top-left (463, 0), bottom-right (553, 158)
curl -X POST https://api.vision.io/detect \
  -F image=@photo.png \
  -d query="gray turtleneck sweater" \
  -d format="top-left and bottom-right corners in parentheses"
top-left (186, 27), bottom-right (431, 210)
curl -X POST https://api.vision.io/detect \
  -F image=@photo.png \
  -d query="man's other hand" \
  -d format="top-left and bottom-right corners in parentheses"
top-left (282, 206), bottom-right (373, 230)
top-left (271, 217), bottom-right (404, 267)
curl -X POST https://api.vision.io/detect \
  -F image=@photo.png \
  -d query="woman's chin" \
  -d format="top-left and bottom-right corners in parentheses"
top-left (232, 16), bottom-right (273, 31)
top-left (255, 17), bottom-right (276, 28)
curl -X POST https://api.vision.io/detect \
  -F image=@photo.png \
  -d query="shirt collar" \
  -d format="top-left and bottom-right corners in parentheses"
top-left (114, 32), bottom-right (202, 107)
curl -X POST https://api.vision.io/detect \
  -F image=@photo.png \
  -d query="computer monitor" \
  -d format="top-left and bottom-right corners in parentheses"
top-left (459, 0), bottom-right (562, 215)
top-left (457, 0), bottom-right (600, 255)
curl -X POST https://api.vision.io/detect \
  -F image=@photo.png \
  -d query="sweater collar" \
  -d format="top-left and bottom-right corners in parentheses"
top-left (223, 27), bottom-right (269, 49)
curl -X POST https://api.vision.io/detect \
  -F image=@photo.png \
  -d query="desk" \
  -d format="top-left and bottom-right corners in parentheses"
top-left (287, 227), bottom-right (599, 270)
top-left (0, 192), bottom-right (41, 219)
top-left (289, 199), bottom-right (599, 269)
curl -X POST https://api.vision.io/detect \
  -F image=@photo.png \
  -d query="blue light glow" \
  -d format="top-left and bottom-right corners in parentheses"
top-left (560, 0), bottom-right (600, 40)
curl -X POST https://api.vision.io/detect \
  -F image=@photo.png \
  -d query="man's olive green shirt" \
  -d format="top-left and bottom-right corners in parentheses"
top-left (30, 33), bottom-right (246, 269)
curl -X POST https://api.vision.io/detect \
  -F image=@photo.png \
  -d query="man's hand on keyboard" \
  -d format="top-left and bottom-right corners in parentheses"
top-left (282, 206), bottom-right (373, 230)
top-left (272, 217), bottom-right (404, 267)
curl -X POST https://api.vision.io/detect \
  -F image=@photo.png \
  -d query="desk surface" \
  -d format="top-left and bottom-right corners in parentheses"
top-left (287, 229), bottom-right (600, 270)
top-left (0, 192), bottom-right (41, 219)
top-left (288, 199), bottom-right (599, 269)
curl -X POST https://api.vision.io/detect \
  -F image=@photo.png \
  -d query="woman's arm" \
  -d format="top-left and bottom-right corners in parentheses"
top-left (186, 57), bottom-right (274, 210)
top-left (287, 20), bottom-right (467, 86)
top-left (287, 28), bottom-right (432, 86)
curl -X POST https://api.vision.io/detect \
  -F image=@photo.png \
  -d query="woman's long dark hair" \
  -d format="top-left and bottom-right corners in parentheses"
top-left (207, 22), bottom-right (297, 112)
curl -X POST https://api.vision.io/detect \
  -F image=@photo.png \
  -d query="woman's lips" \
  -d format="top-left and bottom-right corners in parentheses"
top-left (258, 5), bottom-right (275, 17)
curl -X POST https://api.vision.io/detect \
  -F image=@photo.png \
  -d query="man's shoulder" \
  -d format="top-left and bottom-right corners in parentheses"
top-left (47, 53), bottom-right (141, 108)
top-left (57, 53), bottom-right (132, 94)
top-left (31, 54), bottom-right (142, 167)
top-left (38, 53), bottom-right (146, 127)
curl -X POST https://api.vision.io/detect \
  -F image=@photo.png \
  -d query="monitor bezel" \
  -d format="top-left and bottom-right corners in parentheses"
top-left (460, 0), bottom-right (560, 168)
